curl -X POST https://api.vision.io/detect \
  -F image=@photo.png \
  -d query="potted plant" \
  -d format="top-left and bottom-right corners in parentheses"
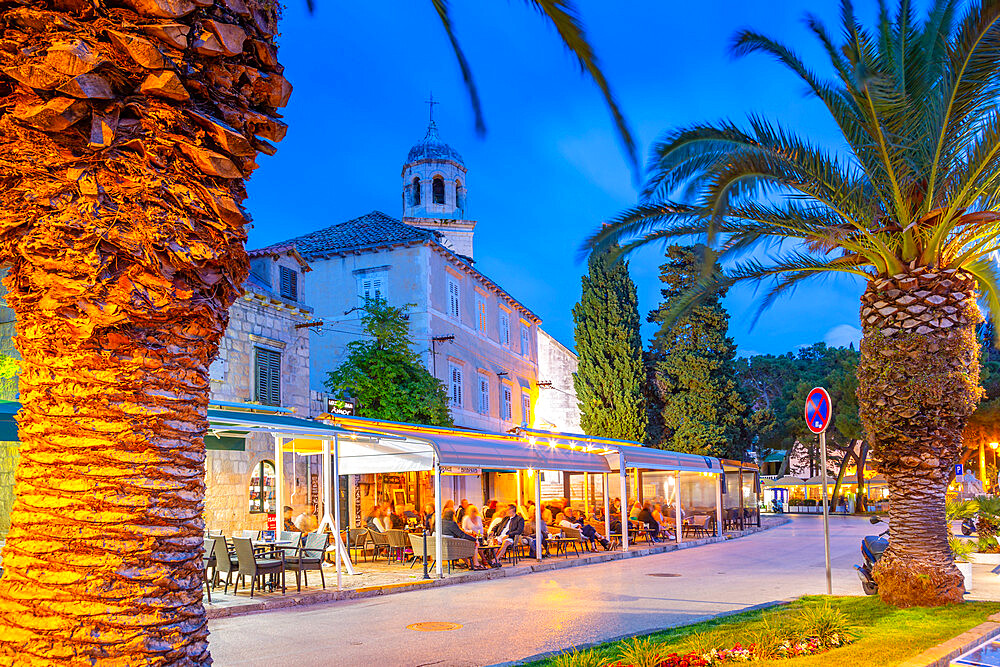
top-left (950, 535), bottom-right (974, 592)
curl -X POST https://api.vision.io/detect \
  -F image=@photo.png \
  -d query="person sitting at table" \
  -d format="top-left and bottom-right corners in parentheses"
top-left (422, 503), bottom-right (435, 533)
top-left (294, 511), bottom-right (317, 533)
top-left (486, 508), bottom-right (506, 535)
top-left (366, 506), bottom-right (388, 533)
top-left (560, 508), bottom-right (610, 550)
top-left (523, 512), bottom-right (549, 557)
top-left (387, 503), bottom-right (405, 530)
top-left (484, 500), bottom-right (498, 520)
top-left (637, 501), bottom-right (661, 542)
top-left (441, 509), bottom-right (487, 570)
top-left (628, 502), bottom-right (642, 521)
top-left (282, 506), bottom-right (295, 532)
top-left (455, 498), bottom-right (470, 523)
top-left (461, 505), bottom-right (485, 538)
top-left (490, 504), bottom-right (523, 563)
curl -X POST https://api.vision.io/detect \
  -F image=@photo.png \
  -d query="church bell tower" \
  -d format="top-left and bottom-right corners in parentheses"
top-left (401, 96), bottom-right (477, 259)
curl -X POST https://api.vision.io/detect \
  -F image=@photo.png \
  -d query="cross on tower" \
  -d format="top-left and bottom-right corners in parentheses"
top-left (425, 92), bottom-right (439, 123)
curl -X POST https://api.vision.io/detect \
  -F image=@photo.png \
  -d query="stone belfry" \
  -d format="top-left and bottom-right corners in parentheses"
top-left (401, 95), bottom-right (477, 259)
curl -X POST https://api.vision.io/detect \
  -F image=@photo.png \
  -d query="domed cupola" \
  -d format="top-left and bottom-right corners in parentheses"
top-left (406, 120), bottom-right (465, 166)
top-left (401, 97), bottom-right (476, 259)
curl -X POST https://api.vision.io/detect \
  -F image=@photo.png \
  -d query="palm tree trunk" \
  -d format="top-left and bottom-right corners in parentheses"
top-left (857, 267), bottom-right (982, 606)
top-left (0, 2), bottom-right (286, 662)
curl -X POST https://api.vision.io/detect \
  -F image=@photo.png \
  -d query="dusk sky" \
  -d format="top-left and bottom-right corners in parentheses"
top-left (245, 1), bottom-right (881, 356)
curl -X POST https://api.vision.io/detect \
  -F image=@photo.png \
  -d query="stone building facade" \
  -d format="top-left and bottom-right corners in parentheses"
top-left (201, 246), bottom-right (317, 536)
top-left (264, 119), bottom-right (544, 438)
top-left (535, 329), bottom-right (582, 433)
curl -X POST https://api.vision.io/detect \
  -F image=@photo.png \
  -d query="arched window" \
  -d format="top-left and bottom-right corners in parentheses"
top-left (411, 177), bottom-right (420, 206)
top-left (432, 176), bottom-right (445, 204)
top-left (248, 460), bottom-right (275, 514)
top-left (455, 180), bottom-right (465, 210)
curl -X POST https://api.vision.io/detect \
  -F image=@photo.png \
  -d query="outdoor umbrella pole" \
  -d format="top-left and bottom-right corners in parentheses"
top-left (331, 437), bottom-right (342, 592)
top-left (535, 470), bottom-right (542, 562)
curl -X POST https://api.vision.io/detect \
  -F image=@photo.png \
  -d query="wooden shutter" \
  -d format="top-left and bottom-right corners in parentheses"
top-left (450, 366), bottom-right (463, 406)
top-left (255, 347), bottom-right (281, 406)
top-left (448, 280), bottom-right (460, 318)
top-left (279, 266), bottom-right (297, 301)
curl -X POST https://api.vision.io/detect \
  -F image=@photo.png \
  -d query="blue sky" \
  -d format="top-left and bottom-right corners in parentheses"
top-left (246, 1), bottom-right (883, 355)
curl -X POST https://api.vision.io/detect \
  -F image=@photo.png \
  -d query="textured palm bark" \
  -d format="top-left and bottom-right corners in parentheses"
top-left (857, 268), bottom-right (982, 607)
top-left (0, 0), bottom-right (286, 663)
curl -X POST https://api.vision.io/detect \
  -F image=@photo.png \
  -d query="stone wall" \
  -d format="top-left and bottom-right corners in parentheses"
top-left (203, 274), bottom-right (315, 536)
top-left (536, 329), bottom-right (582, 433)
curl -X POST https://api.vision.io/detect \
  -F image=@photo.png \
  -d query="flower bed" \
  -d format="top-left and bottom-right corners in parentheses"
top-left (606, 633), bottom-right (851, 666)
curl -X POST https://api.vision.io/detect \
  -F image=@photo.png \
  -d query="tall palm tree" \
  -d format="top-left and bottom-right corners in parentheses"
top-left (589, 0), bottom-right (1000, 607)
top-left (0, 2), bottom-right (632, 664)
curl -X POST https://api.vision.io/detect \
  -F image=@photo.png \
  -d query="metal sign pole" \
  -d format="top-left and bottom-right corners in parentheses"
top-left (820, 430), bottom-right (832, 595)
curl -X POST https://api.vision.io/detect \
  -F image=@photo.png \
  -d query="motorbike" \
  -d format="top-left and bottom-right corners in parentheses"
top-left (962, 514), bottom-right (979, 536)
top-left (856, 515), bottom-right (889, 595)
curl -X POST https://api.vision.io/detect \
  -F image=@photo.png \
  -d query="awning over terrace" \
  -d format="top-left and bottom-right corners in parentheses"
top-left (326, 416), bottom-right (613, 474)
top-left (514, 427), bottom-right (722, 473)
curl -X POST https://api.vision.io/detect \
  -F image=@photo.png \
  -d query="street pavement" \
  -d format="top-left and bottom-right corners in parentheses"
top-left (207, 515), bottom-right (876, 666)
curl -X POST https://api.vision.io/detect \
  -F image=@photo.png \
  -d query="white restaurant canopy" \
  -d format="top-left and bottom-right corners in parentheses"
top-left (326, 416), bottom-right (613, 474)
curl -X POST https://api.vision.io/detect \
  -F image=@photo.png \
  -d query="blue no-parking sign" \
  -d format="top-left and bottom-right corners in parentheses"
top-left (804, 387), bottom-right (833, 434)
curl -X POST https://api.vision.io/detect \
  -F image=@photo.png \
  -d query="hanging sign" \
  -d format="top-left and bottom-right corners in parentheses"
top-left (804, 387), bottom-right (833, 434)
top-left (441, 466), bottom-right (482, 475)
top-left (327, 398), bottom-right (356, 416)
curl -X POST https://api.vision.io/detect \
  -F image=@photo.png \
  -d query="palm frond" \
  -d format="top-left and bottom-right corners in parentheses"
top-left (522, 0), bottom-right (638, 172)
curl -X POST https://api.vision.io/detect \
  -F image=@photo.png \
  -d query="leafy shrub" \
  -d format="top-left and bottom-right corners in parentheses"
top-left (950, 535), bottom-right (975, 562)
top-left (616, 638), bottom-right (662, 667)
top-left (551, 648), bottom-right (606, 667)
top-left (977, 536), bottom-right (1000, 554)
top-left (678, 631), bottom-right (720, 656)
top-left (977, 496), bottom-right (1000, 539)
top-left (947, 499), bottom-right (978, 522)
top-left (795, 602), bottom-right (856, 647)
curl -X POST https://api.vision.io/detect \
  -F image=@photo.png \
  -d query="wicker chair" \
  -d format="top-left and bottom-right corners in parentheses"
top-left (384, 529), bottom-right (410, 562)
top-left (285, 532), bottom-right (328, 591)
top-left (347, 528), bottom-right (369, 563)
top-left (407, 533), bottom-right (476, 573)
top-left (369, 530), bottom-right (391, 562)
top-left (211, 536), bottom-right (236, 594)
top-left (231, 537), bottom-right (285, 597)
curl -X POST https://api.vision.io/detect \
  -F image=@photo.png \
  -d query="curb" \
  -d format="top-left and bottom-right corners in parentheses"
top-left (206, 521), bottom-right (787, 620)
top-left (898, 613), bottom-right (1000, 667)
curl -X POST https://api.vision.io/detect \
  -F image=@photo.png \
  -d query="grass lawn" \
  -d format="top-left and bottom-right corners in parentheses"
top-left (528, 596), bottom-right (1000, 666)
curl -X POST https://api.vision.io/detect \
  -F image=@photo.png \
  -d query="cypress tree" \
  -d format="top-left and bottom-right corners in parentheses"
top-left (647, 245), bottom-right (751, 458)
top-left (572, 252), bottom-right (648, 441)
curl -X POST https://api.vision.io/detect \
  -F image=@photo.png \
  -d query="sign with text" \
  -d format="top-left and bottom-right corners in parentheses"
top-left (956, 463), bottom-right (964, 477)
top-left (441, 466), bottom-right (482, 476)
top-left (327, 397), bottom-right (356, 416)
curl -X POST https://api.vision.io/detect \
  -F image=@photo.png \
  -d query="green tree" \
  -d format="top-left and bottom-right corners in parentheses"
top-left (646, 245), bottom-right (752, 458)
top-left (590, 0), bottom-right (1000, 606)
top-left (326, 300), bottom-right (451, 426)
top-left (573, 252), bottom-right (647, 441)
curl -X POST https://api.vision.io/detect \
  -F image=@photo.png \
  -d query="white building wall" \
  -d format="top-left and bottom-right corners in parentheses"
top-left (535, 328), bottom-right (582, 433)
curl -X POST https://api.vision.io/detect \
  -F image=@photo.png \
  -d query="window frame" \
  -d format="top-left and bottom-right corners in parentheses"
top-left (449, 363), bottom-right (464, 408)
top-left (498, 310), bottom-right (511, 347)
top-left (477, 372), bottom-right (490, 415)
top-left (475, 293), bottom-right (487, 335)
top-left (501, 383), bottom-right (512, 422)
top-left (432, 176), bottom-right (445, 204)
top-left (412, 176), bottom-right (421, 205)
top-left (521, 392), bottom-right (531, 427)
top-left (520, 325), bottom-right (531, 358)
top-left (248, 459), bottom-right (276, 514)
top-left (279, 265), bottom-right (298, 301)
top-left (447, 278), bottom-right (461, 320)
top-left (254, 346), bottom-right (281, 407)
top-left (358, 271), bottom-right (387, 306)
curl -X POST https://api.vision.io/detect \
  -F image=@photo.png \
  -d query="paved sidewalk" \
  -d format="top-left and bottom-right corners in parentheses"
top-left (204, 523), bottom-right (778, 619)
top-left (207, 515), bottom-right (877, 666)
